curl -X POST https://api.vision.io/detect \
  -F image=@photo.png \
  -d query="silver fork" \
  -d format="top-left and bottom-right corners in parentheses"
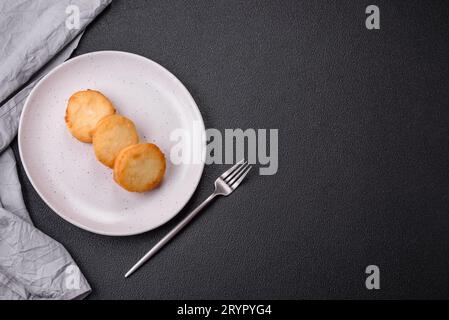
top-left (125, 159), bottom-right (252, 278)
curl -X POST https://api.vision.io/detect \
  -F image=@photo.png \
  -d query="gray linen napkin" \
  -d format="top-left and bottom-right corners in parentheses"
top-left (0, 0), bottom-right (111, 300)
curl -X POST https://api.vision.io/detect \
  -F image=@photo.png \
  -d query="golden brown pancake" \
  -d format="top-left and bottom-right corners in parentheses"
top-left (65, 89), bottom-right (115, 143)
top-left (92, 114), bottom-right (139, 168)
top-left (113, 143), bottom-right (166, 192)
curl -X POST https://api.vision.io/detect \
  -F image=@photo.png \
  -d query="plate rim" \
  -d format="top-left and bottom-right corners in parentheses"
top-left (18, 50), bottom-right (206, 236)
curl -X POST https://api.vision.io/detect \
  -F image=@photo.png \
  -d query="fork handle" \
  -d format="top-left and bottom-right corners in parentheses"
top-left (125, 192), bottom-right (218, 277)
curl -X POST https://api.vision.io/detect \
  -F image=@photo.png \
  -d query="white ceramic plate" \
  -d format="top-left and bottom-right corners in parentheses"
top-left (19, 51), bottom-right (205, 236)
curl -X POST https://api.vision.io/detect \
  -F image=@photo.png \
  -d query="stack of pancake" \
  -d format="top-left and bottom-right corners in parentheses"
top-left (65, 89), bottom-right (166, 192)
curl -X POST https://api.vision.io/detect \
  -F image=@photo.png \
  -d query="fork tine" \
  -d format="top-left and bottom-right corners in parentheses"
top-left (227, 162), bottom-right (249, 184)
top-left (230, 166), bottom-right (252, 189)
top-left (225, 161), bottom-right (249, 182)
top-left (220, 159), bottom-right (245, 180)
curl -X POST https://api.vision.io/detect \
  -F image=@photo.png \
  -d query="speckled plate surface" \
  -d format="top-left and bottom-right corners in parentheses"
top-left (18, 51), bottom-right (205, 236)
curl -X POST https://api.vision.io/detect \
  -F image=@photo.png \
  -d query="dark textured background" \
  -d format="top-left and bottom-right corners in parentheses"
top-left (9, 0), bottom-right (449, 299)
